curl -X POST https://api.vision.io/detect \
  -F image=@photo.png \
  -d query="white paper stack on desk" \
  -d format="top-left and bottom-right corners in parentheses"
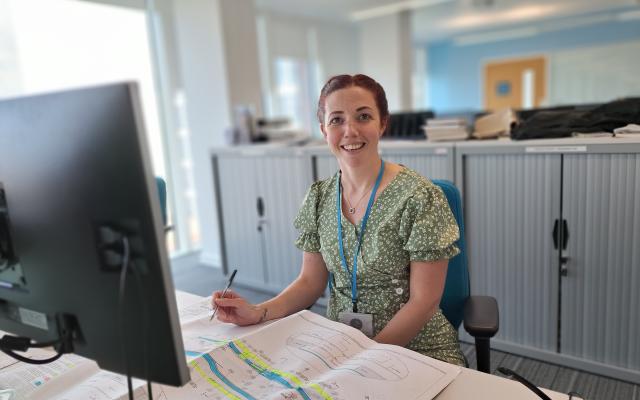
top-left (422, 118), bottom-right (469, 142)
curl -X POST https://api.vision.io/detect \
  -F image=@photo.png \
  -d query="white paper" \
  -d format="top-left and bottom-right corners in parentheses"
top-left (0, 353), bottom-right (99, 400)
top-left (0, 347), bottom-right (58, 372)
top-left (157, 310), bottom-right (461, 400)
top-left (180, 305), bottom-right (274, 361)
top-left (0, 300), bottom-right (271, 400)
top-left (178, 297), bottom-right (216, 325)
top-left (48, 370), bottom-right (147, 400)
top-left (1, 301), bottom-right (461, 400)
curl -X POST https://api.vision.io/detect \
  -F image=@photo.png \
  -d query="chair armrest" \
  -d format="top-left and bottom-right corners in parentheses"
top-left (463, 295), bottom-right (499, 338)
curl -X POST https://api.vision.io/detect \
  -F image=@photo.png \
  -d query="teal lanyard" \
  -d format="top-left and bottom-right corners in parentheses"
top-left (336, 160), bottom-right (385, 313)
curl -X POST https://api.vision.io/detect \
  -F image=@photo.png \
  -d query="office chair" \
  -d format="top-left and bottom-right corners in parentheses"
top-left (155, 177), bottom-right (167, 226)
top-left (433, 179), bottom-right (499, 374)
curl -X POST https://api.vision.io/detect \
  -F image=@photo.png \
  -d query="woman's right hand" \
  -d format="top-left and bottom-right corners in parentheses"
top-left (211, 290), bottom-right (264, 326)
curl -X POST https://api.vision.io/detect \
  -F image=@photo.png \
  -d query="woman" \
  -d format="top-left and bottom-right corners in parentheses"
top-left (212, 74), bottom-right (465, 366)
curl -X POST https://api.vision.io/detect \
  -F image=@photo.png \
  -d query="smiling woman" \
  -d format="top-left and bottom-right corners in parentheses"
top-left (211, 74), bottom-right (465, 367)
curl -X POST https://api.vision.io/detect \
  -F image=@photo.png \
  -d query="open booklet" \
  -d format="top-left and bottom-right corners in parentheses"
top-left (1, 297), bottom-right (461, 400)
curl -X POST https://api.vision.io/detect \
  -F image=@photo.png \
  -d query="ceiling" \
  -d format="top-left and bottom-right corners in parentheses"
top-left (254, 0), bottom-right (413, 22)
top-left (254, 0), bottom-right (640, 43)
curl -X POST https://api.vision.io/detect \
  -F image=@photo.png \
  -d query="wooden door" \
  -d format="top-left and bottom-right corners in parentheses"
top-left (484, 56), bottom-right (546, 111)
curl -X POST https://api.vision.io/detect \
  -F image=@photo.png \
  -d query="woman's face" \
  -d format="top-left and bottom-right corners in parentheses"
top-left (320, 86), bottom-right (386, 168)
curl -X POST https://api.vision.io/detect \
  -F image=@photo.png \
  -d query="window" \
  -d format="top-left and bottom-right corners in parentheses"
top-left (0, 0), bottom-right (189, 253)
top-left (272, 57), bottom-right (316, 135)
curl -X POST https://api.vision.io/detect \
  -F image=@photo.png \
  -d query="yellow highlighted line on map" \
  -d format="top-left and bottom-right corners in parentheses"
top-left (191, 360), bottom-right (243, 400)
top-left (232, 340), bottom-right (333, 400)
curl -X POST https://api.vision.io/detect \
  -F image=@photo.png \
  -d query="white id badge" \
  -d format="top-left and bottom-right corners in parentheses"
top-left (338, 311), bottom-right (374, 337)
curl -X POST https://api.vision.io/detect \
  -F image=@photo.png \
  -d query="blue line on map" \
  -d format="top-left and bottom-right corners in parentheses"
top-left (202, 353), bottom-right (256, 400)
top-left (228, 342), bottom-right (312, 400)
top-left (198, 336), bottom-right (227, 343)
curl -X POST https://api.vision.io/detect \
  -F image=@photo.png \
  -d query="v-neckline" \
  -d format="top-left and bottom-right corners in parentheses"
top-left (339, 166), bottom-right (407, 229)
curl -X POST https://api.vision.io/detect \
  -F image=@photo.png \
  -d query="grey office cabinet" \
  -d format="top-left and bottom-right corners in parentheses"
top-left (214, 155), bottom-right (265, 288)
top-left (312, 150), bottom-right (338, 181)
top-left (560, 153), bottom-right (640, 372)
top-left (381, 143), bottom-right (455, 181)
top-left (459, 151), bottom-right (561, 352)
top-left (212, 150), bottom-right (313, 293)
top-left (254, 155), bottom-right (314, 290)
top-left (309, 142), bottom-right (455, 182)
top-left (457, 139), bottom-right (640, 383)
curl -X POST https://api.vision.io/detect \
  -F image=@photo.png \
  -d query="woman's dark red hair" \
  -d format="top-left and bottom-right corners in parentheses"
top-left (316, 74), bottom-right (389, 127)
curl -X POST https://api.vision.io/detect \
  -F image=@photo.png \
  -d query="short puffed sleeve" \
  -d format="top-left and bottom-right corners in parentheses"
top-left (398, 184), bottom-right (460, 262)
top-left (293, 181), bottom-right (322, 252)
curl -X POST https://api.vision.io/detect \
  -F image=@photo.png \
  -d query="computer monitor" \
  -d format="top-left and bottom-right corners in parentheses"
top-left (0, 82), bottom-right (189, 386)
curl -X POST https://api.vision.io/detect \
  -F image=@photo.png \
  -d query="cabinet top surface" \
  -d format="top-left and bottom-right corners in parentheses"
top-left (211, 137), bottom-right (640, 156)
top-left (211, 139), bottom-right (455, 155)
top-left (455, 136), bottom-right (640, 148)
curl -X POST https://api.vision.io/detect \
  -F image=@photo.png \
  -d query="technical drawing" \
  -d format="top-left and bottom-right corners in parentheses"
top-left (7, 310), bottom-right (460, 400)
top-left (285, 331), bottom-right (409, 381)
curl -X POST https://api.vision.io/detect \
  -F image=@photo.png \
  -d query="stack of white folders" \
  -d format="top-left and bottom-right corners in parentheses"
top-left (422, 118), bottom-right (469, 142)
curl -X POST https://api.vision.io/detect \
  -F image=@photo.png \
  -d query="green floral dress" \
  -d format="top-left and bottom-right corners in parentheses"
top-left (294, 166), bottom-right (465, 366)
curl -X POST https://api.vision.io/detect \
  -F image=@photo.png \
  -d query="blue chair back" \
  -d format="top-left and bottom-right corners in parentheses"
top-left (155, 177), bottom-right (167, 226)
top-left (433, 180), bottom-right (470, 330)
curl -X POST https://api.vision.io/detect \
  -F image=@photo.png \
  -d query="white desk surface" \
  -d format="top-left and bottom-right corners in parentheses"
top-left (437, 367), bottom-right (572, 399)
top-left (174, 291), bottom-right (575, 400)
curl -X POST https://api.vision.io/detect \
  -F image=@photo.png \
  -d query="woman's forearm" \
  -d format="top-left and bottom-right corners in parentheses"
top-left (257, 273), bottom-right (325, 321)
top-left (374, 259), bottom-right (449, 346)
top-left (254, 252), bottom-right (328, 323)
top-left (373, 297), bottom-right (439, 346)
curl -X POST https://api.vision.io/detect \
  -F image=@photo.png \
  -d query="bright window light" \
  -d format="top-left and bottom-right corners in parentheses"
top-left (4, 0), bottom-right (166, 180)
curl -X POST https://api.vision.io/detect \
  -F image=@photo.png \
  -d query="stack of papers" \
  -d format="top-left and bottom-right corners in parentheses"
top-left (473, 108), bottom-right (517, 139)
top-left (614, 123), bottom-right (640, 138)
top-left (422, 118), bottom-right (469, 142)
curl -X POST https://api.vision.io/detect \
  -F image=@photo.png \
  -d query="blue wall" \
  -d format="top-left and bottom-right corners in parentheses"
top-left (427, 19), bottom-right (640, 114)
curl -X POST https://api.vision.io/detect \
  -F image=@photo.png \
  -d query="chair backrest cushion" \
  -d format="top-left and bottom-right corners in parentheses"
top-left (432, 180), bottom-right (470, 330)
top-left (155, 177), bottom-right (167, 226)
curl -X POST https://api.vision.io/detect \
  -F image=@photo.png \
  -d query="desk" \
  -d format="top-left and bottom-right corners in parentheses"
top-left (438, 368), bottom-right (570, 399)
top-left (0, 292), bottom-right (575, 399)
top-left (175, 291), bottom-right (575, 400)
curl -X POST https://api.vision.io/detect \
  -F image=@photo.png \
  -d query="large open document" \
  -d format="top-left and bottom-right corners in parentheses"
top-left (0, 296), bottom-right (461, 399)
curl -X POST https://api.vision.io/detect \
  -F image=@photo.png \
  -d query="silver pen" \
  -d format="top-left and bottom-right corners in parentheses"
top-left (210, 269), bottom-right (237, 321)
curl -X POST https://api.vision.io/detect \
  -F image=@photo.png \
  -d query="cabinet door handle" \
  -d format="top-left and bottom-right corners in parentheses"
top-left (257, 197), bottom-right (264, 217)
top-left (561, 219), bottom-right (569, 250)
top-left (552, 219), bottom-right (570, 250)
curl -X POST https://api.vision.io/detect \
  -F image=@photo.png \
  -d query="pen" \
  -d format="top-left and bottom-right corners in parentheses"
top-left (210, 269), bottom-right (237, 321)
